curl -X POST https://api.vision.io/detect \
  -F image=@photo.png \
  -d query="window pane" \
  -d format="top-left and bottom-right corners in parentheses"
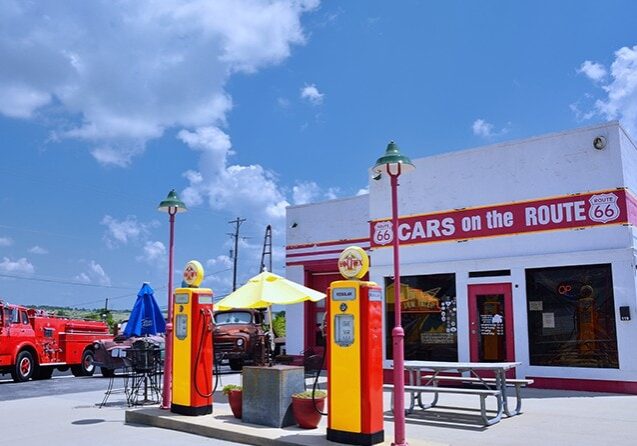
top-left (525, 264), bottom-right (619, 368)
top-left (385, 273), bottom-right (457, 361)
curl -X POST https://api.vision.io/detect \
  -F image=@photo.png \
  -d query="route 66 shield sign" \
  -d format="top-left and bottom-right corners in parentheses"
top-left (588, 193), bottom-right (620, 223)
top-left (373, 221), bottom-right (394, 245)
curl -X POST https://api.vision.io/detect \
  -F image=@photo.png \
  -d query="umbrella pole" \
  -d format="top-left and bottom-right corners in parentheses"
top-left (268, 305), bottom-right (275, 357)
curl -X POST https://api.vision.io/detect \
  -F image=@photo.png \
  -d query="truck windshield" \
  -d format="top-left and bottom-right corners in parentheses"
top-left (214, 312), bottom-right (252, 325)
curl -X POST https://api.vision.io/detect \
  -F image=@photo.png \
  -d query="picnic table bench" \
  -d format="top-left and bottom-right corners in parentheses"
top-left (385, 360), bottom-right (529, 426)
top-left (384, 383), bottom-right (503, 425)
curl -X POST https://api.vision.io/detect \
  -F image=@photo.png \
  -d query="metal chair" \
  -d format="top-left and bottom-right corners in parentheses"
top-left (126, 339), bottom-right (162, 406)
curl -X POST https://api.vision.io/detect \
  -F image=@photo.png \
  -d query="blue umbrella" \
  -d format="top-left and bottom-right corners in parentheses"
top-left (123, 283), bottom-right (166, 337)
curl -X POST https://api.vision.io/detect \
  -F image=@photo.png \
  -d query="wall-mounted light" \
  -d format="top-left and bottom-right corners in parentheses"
top-left (593, 136), bottom-right (607, 150)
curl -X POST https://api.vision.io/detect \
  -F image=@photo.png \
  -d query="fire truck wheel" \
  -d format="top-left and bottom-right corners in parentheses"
top-left (100, 367), bottom-right (115, 378)
top-left (11, 351), bottom-right (35, 382)
top-left (229, 358), bottom-right (244, 371)
top-left (71, 349), bottom-right (96, 377)
top-left (33, 366), bottom-right (54, 380)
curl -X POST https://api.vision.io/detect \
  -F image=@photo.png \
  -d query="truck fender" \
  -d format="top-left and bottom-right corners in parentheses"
top-left (12, 341), bottom-right (39, 365)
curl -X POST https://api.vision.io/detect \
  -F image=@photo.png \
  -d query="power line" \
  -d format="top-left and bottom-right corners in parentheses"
top-left (71, 267), bottom-right (232, 308)
top-left (0, 272), bottom-right (132, 290)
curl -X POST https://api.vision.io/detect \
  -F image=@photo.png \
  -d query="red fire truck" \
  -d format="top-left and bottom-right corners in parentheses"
top-left (0, 300), bottom-right (113, 382)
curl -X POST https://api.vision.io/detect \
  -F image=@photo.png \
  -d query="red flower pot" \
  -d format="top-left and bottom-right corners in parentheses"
top-left (228, 389), bottom-right (242, 419)
top-left (291, 396), bottom-right (325, 429)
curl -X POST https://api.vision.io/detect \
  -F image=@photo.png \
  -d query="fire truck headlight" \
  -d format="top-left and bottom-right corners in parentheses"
top-left (236, 338), bottom-right (244, 347)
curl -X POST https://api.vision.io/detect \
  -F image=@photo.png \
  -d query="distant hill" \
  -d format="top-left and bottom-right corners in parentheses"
top-left (31, 305), bottom-right (131, 323)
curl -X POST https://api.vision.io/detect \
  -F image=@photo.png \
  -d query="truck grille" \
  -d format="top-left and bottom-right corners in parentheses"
top-left (214, 341), bottom-right (235, 352)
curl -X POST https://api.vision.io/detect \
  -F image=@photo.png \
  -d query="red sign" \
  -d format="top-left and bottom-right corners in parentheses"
top-left (370, 189), bottom-right (630, 248)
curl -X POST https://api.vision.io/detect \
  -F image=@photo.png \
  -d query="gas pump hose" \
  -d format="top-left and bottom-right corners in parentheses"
top-left (311, 348), bottom-right (328, 416)
top-left (194, 309), bottom-right (218, 398)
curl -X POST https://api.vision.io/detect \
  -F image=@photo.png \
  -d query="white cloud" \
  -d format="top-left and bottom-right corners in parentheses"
top-left (207, 255), bottom-right (233, 270)
top-left (300, 84), bottom-right (324, 105)
top-left (590, 45), bottom-right (637, 138)
top-left (137, 241), bottom-right (166, 264)
top-left (472, 119), bottom-right (494, 137)
top-left (179, 126), bottom-right (290, 222)
top-left (74, 260), bottom-right (111, 286)
top-left (0, 257), bottom-right (35, 274)
top-left (356, 187), bottom-right (369, 196)
top-left (0, 0), bottom-right (318, 166)
top-left (0, 237), bottom-right (13, 247)
top-left (292, 181), bottom-right (340, 205)
top-left (101, 215), bottom-right (157, 248)
top-left (0, 84), bottom-right (50, 118)
top-left (292, 181), bottom-right (321, 205)
top-left (472, 118), bottom-right (509, 138)
top-left (28, 245), bottom-right (48, 255)
top-left (277, 97), bottom-right (291, 108)
top-left (578, 60), bottom-right (607, 82)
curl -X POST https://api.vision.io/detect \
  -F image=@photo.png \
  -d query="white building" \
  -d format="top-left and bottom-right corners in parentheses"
top-left (285, 121), bottom-right (637, 393)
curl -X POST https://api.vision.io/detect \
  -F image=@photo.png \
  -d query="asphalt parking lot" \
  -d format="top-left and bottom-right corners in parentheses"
top-left (0, 368), bottom-right (238, 446)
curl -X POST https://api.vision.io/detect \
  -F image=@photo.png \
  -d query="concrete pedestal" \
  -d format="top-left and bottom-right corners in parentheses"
top-left (242, 365), bottom-right (305, 428)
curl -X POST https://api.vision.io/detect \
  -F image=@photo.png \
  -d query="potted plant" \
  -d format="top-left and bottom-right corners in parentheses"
top-left (222, 384), bottom-right (243, 419)
top-left (291, 390), bottom-right (326, 429)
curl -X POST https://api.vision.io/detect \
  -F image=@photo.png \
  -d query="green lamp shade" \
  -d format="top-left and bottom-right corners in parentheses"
top-left (158, 189), bottom-right (187, 213)
top-left (373, 141), bottom-right (415, 175)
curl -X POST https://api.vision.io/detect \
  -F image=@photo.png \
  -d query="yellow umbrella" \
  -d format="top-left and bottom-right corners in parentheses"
top-left (215, 271), bottom-right (325, 310)
top-left (215, 271), bottom-right (326, 350)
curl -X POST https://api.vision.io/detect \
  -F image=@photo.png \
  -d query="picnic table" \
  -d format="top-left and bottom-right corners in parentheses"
top-left (385, 360), bottom-right (532, 426)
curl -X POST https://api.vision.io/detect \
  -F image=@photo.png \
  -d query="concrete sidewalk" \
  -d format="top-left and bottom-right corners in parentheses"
top-left (125, 373), bottom-right (637, 446)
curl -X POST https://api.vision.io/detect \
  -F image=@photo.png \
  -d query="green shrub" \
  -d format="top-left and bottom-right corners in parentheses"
top-left (292, 390), bottom-right (326, 399)
top-left (272, 311), bottom-right (286, 338)
top-left (222, 384), bottom-right (242, 396)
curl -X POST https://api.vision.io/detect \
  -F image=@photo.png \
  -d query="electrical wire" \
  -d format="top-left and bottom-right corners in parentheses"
top-left (0, 272), bottom-right (131, 290)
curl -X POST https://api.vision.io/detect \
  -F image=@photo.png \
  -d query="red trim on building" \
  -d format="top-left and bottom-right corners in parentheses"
top-left (370, 188), bottom-right (629, 248)
top-left (287, 237), bottom-right (370, 250)
top-left (528, 376), bottom-right (637, 394)
top-left (286, 248), bottom-right (369, 258)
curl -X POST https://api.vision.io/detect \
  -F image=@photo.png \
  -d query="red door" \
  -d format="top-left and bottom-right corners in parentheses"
top-left (468, 283), bottom-right (515, 377)
top-left (305, 272), bottom-right (341, 356)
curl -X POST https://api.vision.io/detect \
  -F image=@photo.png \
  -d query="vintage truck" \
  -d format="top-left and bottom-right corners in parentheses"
top-left (213, 308), bottom-right (271, 370)
top-left (0, 300), bottom-right (113, 382)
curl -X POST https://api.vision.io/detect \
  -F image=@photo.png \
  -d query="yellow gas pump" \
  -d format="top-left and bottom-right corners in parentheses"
top-left (171, 260), bottom-right (215, 416)
top-left (327, 247), bottom-right (384, 445)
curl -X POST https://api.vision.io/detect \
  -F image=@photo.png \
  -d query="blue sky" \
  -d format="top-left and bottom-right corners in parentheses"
top-left (1, 1), bottom-right (637, 310)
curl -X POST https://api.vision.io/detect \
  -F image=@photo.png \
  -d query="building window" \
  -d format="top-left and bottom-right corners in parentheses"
top-left (525, 264), bottom-right (619, 368)
top-left (385, 273), bottom-right (457, 361)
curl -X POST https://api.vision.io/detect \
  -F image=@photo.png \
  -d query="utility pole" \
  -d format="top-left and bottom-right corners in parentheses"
top-left (228, 217), bottom-right (246, 291)
top-left (260, 224), bottom-right (272, 273)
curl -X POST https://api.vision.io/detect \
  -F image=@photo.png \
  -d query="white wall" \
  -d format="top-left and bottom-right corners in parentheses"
top-left (285, 122), bottom-right (637, 381)
top-left (287, 194), bottom-right (369, 246)
top-left (370, 121), bottom-right (624, 223)
top-left (285, 195), bottom-right (370, 356)
top-left (371, 247), bottom-right (637, 381)
top-left (619, 126), bottom-right (637, 194)
top-left (284, 265), bottom-right (305, 355)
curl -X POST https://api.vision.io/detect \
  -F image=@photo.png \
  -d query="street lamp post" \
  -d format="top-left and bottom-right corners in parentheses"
top-left (158, 189), bottom-right (187, 410)
top-left (373, 141), bottom-right (415, 446)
